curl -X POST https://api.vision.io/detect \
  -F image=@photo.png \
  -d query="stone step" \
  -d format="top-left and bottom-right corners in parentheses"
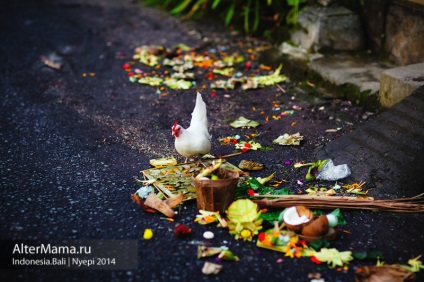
top-left (315, 85), bottom-right (424, 196)
top-left (379, 63), bottom-right (424, 108)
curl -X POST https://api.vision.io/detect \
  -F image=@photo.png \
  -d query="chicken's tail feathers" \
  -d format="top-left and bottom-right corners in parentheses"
top-left (190, 92), bottom-right (208, 129)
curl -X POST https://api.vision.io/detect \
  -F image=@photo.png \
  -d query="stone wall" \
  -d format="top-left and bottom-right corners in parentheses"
top-left (302, 0), bottom-right (424, 65)
top-left (363, 0), bottom-right (424, 66)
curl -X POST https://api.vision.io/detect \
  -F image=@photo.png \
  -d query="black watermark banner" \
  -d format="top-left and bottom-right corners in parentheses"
top-left (0, 240), bottom-right (138, 270)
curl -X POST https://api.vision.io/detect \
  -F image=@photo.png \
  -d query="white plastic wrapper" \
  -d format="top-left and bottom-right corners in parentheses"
top-left (316, 159), bottom-right (351, 181)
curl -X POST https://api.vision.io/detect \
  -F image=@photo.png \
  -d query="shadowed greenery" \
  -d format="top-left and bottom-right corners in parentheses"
top-left (142, 0), bottom-right (306, 41)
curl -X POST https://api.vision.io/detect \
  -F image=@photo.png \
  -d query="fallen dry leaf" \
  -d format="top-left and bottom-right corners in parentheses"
top-left (355, 265), bottom-right (415, 282)
top-left (131, 194), bottom-right (157, 213)
top-left (144, 193), bottom-right (175, 218)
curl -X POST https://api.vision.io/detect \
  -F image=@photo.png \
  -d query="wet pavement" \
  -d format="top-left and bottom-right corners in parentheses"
top-left (0, 1), bottom-right (423, 281)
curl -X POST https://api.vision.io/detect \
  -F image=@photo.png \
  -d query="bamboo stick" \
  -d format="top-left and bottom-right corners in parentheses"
top-left (252, 193), bottom-right (424, 212)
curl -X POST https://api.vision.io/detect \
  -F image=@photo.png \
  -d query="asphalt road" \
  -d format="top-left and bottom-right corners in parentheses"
top-left (1, 1), bottom-right (423, 281)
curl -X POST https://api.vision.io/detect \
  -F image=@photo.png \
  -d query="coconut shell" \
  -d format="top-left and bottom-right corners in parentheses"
top-left (301, 215), bottom-right (330, 237)
top-left (296, 206), bottom-right (314, 219)
top-left (284, 206), bottom-right (314, 232)
top-left (299, 227), bottom-right (338, 243)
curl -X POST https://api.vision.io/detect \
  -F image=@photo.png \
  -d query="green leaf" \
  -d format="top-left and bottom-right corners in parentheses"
top-left (271, 187), bottom-right (290, 195)
top-left (225, 0), bottom-right (236, 26)
top-left (253, 0), bottom-right (260, 32)
top-left (249, 178), bottom-right (266, 191)
top-left (212, 0), bottom-right (221, 9)
top-left (244, 0), bottom-right (251, 33)
top-left (367, 251), bottom-right (383, 260)
top-left (287, 0), bottom-right (299, 6)
top-left (309, 238), bottom-right (331, 251)
top-left (352, 252), bottom-right (367, 260)
top-left (171, 0), bottom-right (193, 14)
top-left (188, 0), bottom-right (204, 17)
top-left (259, 210), bottom-right (281, 222)
top-left (353, 251), bottom-right (383, 260)
top-left (256, 172), bottom-right (275, 185)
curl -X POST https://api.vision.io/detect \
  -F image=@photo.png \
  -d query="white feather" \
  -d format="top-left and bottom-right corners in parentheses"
top-left (173, 92), bottom-right (211, 159)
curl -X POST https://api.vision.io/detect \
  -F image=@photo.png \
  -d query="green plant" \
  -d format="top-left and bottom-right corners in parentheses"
top-left (143, 0), bottom-right (306, 38)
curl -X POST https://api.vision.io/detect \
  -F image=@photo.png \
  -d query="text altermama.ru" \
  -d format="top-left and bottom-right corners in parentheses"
top-left (13, 243), bottom-right (91, 255)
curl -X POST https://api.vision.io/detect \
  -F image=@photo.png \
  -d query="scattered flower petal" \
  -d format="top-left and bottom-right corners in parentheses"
top-left (143, 228), bottom-right (153, 240)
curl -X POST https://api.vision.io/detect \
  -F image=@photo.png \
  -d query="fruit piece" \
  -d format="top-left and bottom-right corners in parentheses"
top-left (301, 215), bottom-right (330, 237)
top-left (283, 206), bottom-right (313, 232)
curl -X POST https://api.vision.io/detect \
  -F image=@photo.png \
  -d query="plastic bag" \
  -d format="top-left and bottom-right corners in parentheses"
top-left (316, 159), bottom-right (351, 181)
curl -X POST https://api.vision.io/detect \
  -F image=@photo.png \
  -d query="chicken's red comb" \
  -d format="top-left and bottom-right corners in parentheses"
top-left (172, 122), bottom-right (178, 130)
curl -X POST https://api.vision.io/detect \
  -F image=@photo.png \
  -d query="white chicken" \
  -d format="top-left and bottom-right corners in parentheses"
top-left (172, 92), bottom-right (211, 162)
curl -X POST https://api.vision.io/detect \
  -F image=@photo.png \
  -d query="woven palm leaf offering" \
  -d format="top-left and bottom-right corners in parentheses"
top-left (138, 158), bottom-right (242, 203)
top-left (226, 199), bottom-right (263, 241)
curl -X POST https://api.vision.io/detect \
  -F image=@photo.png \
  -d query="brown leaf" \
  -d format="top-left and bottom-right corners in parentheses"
top-left (144, 193), bottom-right (175, 218)
top-left (165, 193), bottom-right (184, 208)
top-left (131, 194), bottom-right (157, 213)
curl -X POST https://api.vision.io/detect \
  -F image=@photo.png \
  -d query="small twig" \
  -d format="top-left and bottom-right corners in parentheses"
top-left (252, 194), bottom-right (424, 212)
top-left (219, 152), bottom-right (243, 159)
top-left (276, 84), bottom-right (286, 93)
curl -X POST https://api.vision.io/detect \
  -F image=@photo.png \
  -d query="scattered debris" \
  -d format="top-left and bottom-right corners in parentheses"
top-left (230, 116), bottom-right (260, 128)
top-left (195, 159), bottom-right (223, 180)
top-left (312, 248), bottom-right (353, 268)
top-left (124, 44), bottom-right (286, 91)
top-left (194, 210), bottom-right (228, 227)
top-left (150, 157), bottom-right (177, 167)
top-left (402, 255), bottom-right (424, 273)
top-left (238, 160), bottom-right (264, 171)
top-left (175, 224), bottom-right (192, 239)
top-left (143, 228), bottom-right (153, 240)
top-left (235, 141), bottom-right (262, 152)
top-left (294, 159), bottom-right (351, 181)
top-left (144, 193), bottom-right (176, 218)
top-left (40, 53), bottom-right (62, 70)
top-left (316, 159), bottom-right (351, 181)
top-left (202, 262), bottom-right (223, 275)
top-left (197, 245), bottom-right (239, 261)
top-left (218, 135), bottom-right (240, 145)
top-left (134, 186), bottom-right (153, 199)
top-left (273, 133), bottom-right (304, 146)
top-left (256, 172), bottom-right (275, 185)
top-left (203, 231), bottom-right (214, 239)
top-left (308, 272), bottom-right (324, 282)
